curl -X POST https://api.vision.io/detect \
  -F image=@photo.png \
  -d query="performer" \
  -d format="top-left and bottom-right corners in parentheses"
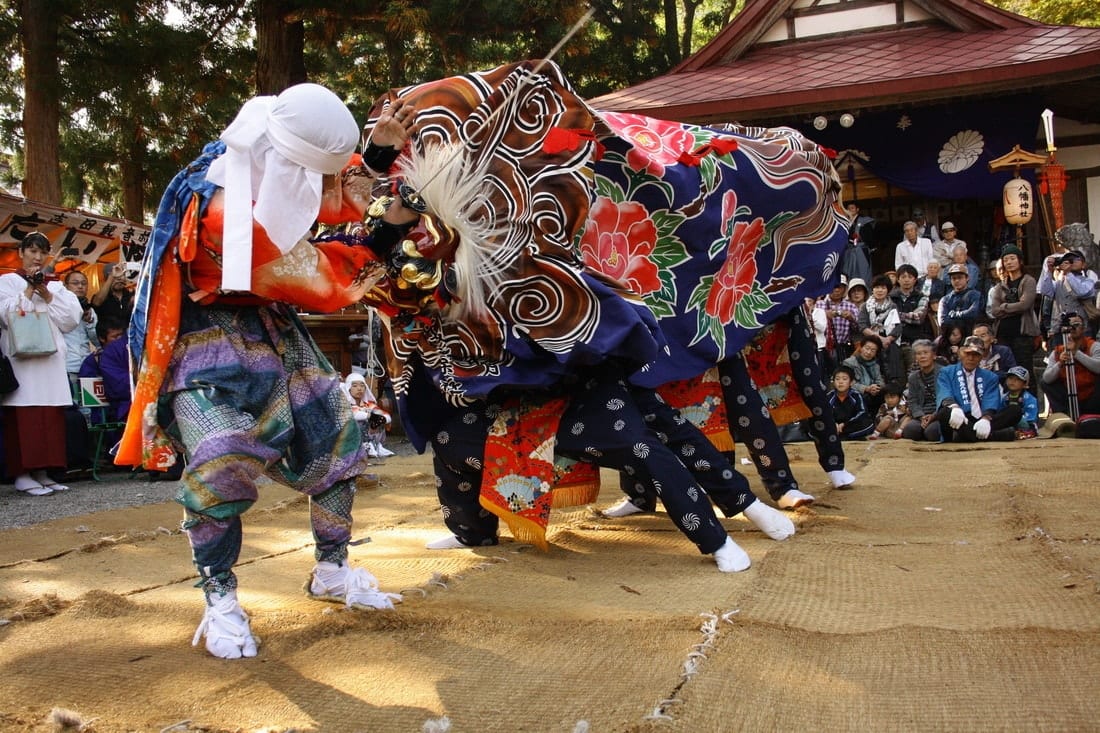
top-left (117, 84), bottom-right (417, 658)
top-left (605, 305), bottom-right (854, 518)
top-left (424, 367), bottom-right (795, 573)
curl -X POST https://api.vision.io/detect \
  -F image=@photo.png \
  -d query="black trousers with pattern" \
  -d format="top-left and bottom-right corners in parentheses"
top-left (721, 308), bottom-right (846, 499)
top-left (430, 371), bottom-right (736, 555)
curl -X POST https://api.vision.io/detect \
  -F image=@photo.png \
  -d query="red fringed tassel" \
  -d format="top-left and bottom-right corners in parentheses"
top-left (543, 127), bottom-right (597, 154)
top-left (677, 137), bottom-right (739, 166)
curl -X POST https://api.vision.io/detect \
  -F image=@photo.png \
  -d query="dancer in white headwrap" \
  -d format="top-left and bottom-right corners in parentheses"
top-left (119, 84), bottom-right (418, 658)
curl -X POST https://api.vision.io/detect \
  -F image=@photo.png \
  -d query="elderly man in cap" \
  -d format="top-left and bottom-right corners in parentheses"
top-left (117, 84), bottom-right (419, 658)
top-left (935, 335), bottom-right (1021, 442)
top-left (939, 263), bottom-right (982, 334)
top-left (932, 220), bottom-right (964, 267)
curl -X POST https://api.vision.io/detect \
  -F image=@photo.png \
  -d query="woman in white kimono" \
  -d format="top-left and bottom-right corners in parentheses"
top-left (0, 232), bottom-right (82, 495)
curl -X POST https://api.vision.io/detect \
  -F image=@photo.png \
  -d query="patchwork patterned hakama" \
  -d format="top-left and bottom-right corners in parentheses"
top-left (164, 302), bottom-right (366, 595)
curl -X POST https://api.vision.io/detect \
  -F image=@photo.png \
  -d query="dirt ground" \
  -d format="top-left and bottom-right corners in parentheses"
top-left (1, 438), bottom-right (1097, 732)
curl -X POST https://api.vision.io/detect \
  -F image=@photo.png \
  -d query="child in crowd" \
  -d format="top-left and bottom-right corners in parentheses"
top-left (934, 322), bottom-right (965, 366)
top-left (827, 365), bottom-right (875, 440)
top-left (343, 372), bottom-right (394, 458)
top-left (871, 384), bottom-right (911, 439)
top-left (1002, 365), bottom-right (1038, 439)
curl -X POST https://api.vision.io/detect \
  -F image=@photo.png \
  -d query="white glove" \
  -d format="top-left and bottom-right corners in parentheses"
top-left (974, 418), bottom-right (991, 440)
top-left (948, 406), bottom-right (966, 429)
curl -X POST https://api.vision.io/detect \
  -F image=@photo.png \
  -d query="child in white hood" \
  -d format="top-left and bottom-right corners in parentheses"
top-left (343, 372), bottom-right (394, 458)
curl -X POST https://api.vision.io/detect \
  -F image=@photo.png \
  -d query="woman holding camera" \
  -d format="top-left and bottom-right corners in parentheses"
top-left (0, 233), bottom-right (83, 495)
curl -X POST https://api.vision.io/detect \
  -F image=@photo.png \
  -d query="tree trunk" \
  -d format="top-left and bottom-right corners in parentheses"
top-left (256, 0), bottom-right (307, 95)
top-left (120, 122), bottom-right (146, 223)
top-left (20, 0), bottom-right (62, 204)
top-left (662, 0), bottom-right (680, 67)
top-left (681, 0), bottom-right (701, 59)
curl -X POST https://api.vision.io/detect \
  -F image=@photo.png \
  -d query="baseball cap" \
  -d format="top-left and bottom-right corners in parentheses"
top-left (1006, 365), bottom-right (1030, 384)
top-left (1058, 250), bottom-right (1084, 265)
top-left (960, 336), bottom-right (984, 353)
top-left (947, 263), bottom-right (968, 276)
top-left (941, 221), bottom-right (955, 231)
top-left (1001, 244), bottom-right (1023, 258)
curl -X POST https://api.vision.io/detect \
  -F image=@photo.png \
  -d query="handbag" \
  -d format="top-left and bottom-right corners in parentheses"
top-left (0, 337), bottom-right (18, 393)
top-left (7, 308), bottom-right (57, 358)
top-left (0, 354), bottom-right (17, 393)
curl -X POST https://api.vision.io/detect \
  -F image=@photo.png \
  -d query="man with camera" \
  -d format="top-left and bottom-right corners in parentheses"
top-left (90, 263), bottom-right (134, 327)
top-left (1040, 312), bottom-right (1100, 417)
top-left (1038, 248), bottom-right (1098, 342)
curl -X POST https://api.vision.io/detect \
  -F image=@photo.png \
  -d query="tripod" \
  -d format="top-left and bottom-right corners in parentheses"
top-left (1064, 335), bottom-right (1080, 421)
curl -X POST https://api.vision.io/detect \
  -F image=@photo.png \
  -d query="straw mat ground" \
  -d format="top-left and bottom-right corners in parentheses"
top-left (0, 439), bottom-right (1097, 732)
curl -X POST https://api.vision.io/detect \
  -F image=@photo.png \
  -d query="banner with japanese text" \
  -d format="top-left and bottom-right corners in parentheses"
top-left (0, 192), bottom-right (149, 277)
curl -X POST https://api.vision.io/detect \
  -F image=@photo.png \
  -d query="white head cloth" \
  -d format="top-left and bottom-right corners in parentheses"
top-left (205, 83), bottom-right (359, 291)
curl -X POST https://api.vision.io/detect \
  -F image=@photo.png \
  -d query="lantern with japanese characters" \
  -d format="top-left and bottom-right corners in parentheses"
top-left (1003, 176), bottom-right (1033, 225)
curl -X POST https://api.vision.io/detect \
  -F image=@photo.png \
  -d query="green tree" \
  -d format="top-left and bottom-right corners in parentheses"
top-left (987, 0), bottom-right (1099, 27)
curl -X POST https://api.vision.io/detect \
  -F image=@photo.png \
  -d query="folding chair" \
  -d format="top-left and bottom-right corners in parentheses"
top-left (77, 377), bottom-right (127, 481)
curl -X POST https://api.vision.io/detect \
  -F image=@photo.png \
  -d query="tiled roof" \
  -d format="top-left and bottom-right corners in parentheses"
top-left (591, 24), bottom-right (1100, 123)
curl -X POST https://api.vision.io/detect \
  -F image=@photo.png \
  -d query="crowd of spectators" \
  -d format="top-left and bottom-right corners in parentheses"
top-left (818, 209), bottom-right (1100, 444)
top-left (0, 256), bottom-right (137, 494)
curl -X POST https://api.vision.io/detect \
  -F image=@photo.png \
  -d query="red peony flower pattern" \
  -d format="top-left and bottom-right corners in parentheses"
top-left (706, 216), bottom-right (766, 322)
top-left (580, 198), bottom-right (662, 296)
top-left (602, 112), bottom-right (695, 177)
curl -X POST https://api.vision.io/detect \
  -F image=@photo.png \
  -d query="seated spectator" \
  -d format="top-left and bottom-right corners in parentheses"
top-left (919, 260), bottom-right (947, 336)
top-left (933, 221), bottom-right (964, 266)
top-left (935, 336), bottom-right (1021, 443)
top-left (870, 384), bottom-right (911, 439)
top-left (846, 278), bottom-right (868, 310)
top-left (891, 264), bottom-right (931, 373)
top-left (827, 365), bottom-right (875, 441)
top-left (858, 275), bottom-right (903, 384)
top-left (842, 335), bottom-right (887, 414)
top-left (343, 372), bottom-right (394, 458)
top-left (939, 263), bottom-right (981, 334)
top-left (971, 322), bottom-right (1016, 377)
top-left (815, 277), bottom-right (860, 372)
top-left (895, 220), bottom-right (935, 275)
top-left (934, 322), bottom-right (965, 366)
top-left (1040, 311), bottom-right (1100, 416)
top-left (77, 318), bottom-right (130, 423)
top-left (903, 339), bottom-right (942, 441)
top-left (940, 241), bottom-right (981, 291)
top-left (1002, 366), bottom-right (1038, 439)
